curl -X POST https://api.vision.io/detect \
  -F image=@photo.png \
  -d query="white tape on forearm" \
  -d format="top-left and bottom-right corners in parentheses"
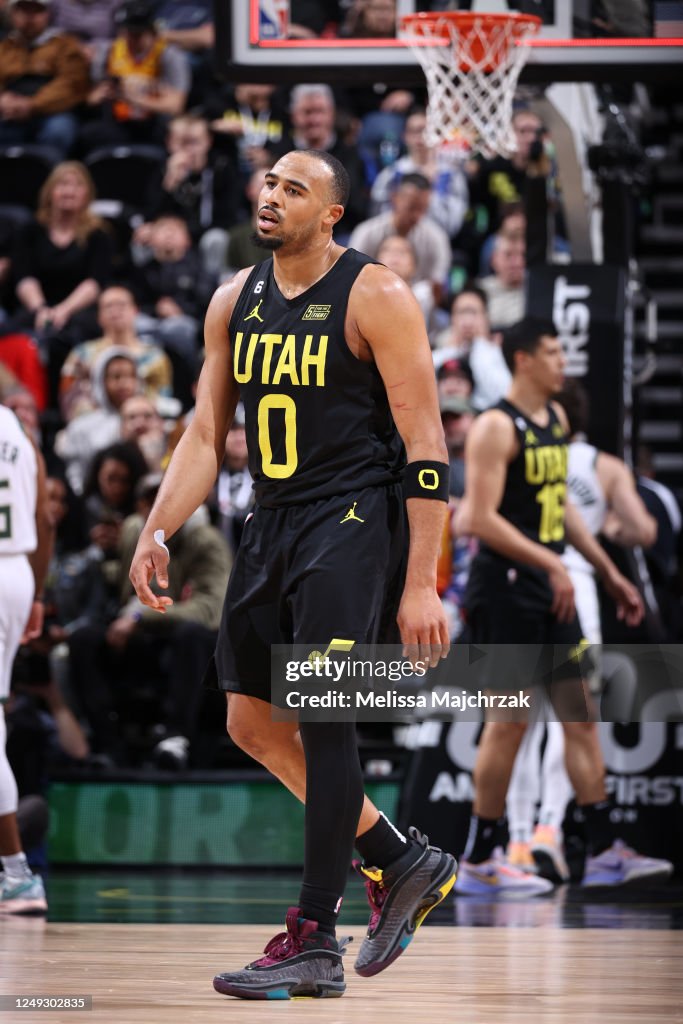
top-left (153, 529), bottom-right (170, 557)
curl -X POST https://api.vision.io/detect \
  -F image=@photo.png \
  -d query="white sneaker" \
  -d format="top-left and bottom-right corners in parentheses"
top-left (153, 735), bottom-right (189, 770)
top-left (455, 848), bottom-right (554, 899)
top-left (0, 874), bottom-right (47, 915)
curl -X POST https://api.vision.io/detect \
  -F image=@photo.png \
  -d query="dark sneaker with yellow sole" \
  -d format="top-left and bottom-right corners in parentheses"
top-left (354, 827), bottom-right (457, 977)
top-left (213, 907), bottom-right (350, 1000)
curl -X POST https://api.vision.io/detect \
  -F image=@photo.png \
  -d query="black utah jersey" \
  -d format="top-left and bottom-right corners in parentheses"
top-left (228, 248), bottom-right (404, 508)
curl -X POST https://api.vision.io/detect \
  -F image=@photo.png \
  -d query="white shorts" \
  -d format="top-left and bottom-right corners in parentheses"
top-left (0, 553), bottom-right (34, 700)
top-left (569, 568), bottom-right (602, 645)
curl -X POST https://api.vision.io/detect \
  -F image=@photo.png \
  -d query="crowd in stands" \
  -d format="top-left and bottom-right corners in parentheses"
top-left (1, 0), bottom-right (678, 793)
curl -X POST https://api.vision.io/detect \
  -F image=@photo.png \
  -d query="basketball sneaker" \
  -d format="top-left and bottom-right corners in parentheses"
top-left (582, 840), bottom-right (674, 887)
top-left (212, 907), bottom-right (349, 1000)
top-left (353, 826), bottom-right (457, 977)
top-left (455, 848), bottom-right (554, 898)
top-left (530, 825), bottom-right (570, 884)
top-left (506, 841), bottom-right (538, 874)
top-left (0, 873), bottom-right (47, 915)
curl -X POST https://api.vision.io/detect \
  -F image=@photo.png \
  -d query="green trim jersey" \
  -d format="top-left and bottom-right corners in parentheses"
top-left (228, 249), bottom-right (404, 508)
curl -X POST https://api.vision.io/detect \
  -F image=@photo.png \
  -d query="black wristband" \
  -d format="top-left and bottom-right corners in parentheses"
top-left (403, 461), bottom-right (449, 502)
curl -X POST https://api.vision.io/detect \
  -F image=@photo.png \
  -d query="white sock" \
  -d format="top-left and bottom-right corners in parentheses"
top-left (538, 721), bottom-right (573, 830)
top-left (1, 851), bottom-right (31, 883)
top-left (507, 721), bottom-right (544, 844)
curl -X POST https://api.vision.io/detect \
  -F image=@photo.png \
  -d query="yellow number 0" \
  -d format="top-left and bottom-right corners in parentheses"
top-left (258, 394), bottom-right (298, 479)
top-left (536, 482), bottom-right (566, 544)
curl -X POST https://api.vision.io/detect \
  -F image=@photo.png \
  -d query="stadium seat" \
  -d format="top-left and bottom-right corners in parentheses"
top-left (0, 144), bottom-right (60, 210)
top-left (84, 144), bottom-right (166, 209)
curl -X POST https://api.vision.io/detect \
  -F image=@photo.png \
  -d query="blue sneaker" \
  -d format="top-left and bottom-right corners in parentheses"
top-left (582, 841), bottom-right (674, 887)
top-left (455, 848), bottom-right (554, 899)
top-left (0, 874), bottom-right (47, 915)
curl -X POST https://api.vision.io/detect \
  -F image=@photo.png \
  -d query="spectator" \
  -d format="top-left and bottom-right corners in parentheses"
top-left (635, 444), bottom-right (682, 639)
top-left (141, 114), bottom-right (240, 245)
top-left (213, 406), bottom-right (253, 557)
top-left (370, 107), bottom-right (468, 240)
top-left (276, 84), bottom-right (368, 232)
top-left (54, 347), bottom-right (139, 492)
top-left (51, 0), bottom-right (123, 54)
top-left (131, 214), bottom-right (216, 369)
top-left (0, 0), bottom-right (90, 155)
top-left (375, 234), bottom-right (435, 332)
top-left (11, 161), bottom-right (112, 399)
top-left (81, 0), bottom-right (190, 152)
top-left (1, 384), bottom-right (42, 444)
top-left (120, 393), bottom-right (170, 472)
top-left (0, 332), bottom-right (48, 410)
top-left (224, 169), bottom-right (269, 276)
top-left (67, 471), bottom-right (232, 767)
top-left (467, 108), bottom-right (546, 235)
top-left (208, 83), bottom-right (287, 178)
top-left (435, 285), bottom-right (511, 410)
top-left (341, 0), bottom-right (396, 37)
top-left (59, 285), bottom-right (172, 422)
top-left (349, 172), bottom-right (452, 301)
top-left (477, 234), bottom-right (526, 329)
top-left (81, 438), bottom-right (147, 532)
top-left (434, 355), bottom-right (474, 406)
top-left (441, 393), bottom-right (475, 499)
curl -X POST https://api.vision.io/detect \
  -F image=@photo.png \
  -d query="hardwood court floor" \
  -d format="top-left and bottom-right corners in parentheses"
top-left (2, 919), bottom-right (682, 1024)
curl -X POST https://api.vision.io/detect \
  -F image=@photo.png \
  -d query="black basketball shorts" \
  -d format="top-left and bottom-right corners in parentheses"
top-left (207, 483), bottom-right (407, 705)
top-left (464, 558), bottom-right (588, 695)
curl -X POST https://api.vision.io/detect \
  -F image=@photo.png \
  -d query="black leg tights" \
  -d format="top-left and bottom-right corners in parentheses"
top-left (298, 719), bottom-right (364, 933)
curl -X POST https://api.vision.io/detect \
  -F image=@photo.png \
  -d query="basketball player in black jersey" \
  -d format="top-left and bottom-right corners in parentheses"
top-left (453, 317), bottom-right (658, 897)
top-left (129, 149), bottom-right (456, 999)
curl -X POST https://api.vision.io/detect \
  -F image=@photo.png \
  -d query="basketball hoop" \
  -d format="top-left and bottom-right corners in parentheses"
top-left (400, 11), bottom-right (542, 158)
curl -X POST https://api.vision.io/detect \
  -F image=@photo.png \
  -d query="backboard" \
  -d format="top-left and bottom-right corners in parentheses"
top-left (214, 0), bottom-right (683, 84)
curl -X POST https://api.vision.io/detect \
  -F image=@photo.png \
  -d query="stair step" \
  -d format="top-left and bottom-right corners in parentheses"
top-left (648, 289), bottom-right (683, 307)
top-left (652, 452), bottom-right (683, 473)
top-left (653, 163), bottom-right (683, 184)
top-left (639, 421), bottom-right (682, 442)
top-left (639, 385), bottom-right (683, 404)
top-left (635, 321), bottom-right (683, 340)
top-left (638, 354), bottom-right (683, 375)
top-left (639, 255), bottom-right (683, 273)
top-left (641, 224), bottom-right (683, 244)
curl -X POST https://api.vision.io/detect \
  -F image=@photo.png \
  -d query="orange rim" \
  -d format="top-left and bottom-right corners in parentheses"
top-left (400, 10), bottom-right (542, 43)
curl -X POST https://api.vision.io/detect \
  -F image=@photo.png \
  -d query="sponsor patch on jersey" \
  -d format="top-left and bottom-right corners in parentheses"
top-left (302, 304), bottom-right (331, 321)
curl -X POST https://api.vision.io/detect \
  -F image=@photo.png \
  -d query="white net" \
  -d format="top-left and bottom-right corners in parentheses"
top-left (401, 13), bottom-right (541, 158)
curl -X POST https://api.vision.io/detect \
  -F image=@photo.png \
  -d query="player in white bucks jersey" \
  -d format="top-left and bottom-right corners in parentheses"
top-left (0, 405), bottom-right (53, 915)
top-left (506, 384), bottom-right (659, 883)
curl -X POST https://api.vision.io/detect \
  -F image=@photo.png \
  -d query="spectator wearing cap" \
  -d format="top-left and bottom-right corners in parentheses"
top-left (350, 172), bottom-right (452, 302)
top-left (434, 355), bottom-right (474, 406)
top-left (0, 0), bottom-right (90, 154)
top-left (435, 285), bottom-right (511, 411)
top-left (440, 393), bottom-right (474, 499)
top-left (80, 0), bottom-right (190, 152)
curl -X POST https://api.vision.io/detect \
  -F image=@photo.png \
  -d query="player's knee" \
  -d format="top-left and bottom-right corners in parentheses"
top-left (562, 719), bottom-right (597, 743)
top-left (226, 717), bottom-right (268, 761)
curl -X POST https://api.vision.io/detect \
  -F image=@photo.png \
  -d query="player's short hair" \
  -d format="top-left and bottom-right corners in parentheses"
top-left (502, 317), bottom-right (558, 373)
top-left (555, 378), bottom-right (589, 437)
top-left (305, 150), bottom-right (351, 207)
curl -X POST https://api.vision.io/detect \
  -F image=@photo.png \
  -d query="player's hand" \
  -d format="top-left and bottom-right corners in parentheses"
top-left (129, 533), bottom-right (174, 613)
top-left (602, 566), bottom-right (644, 627)
top-left (547, 558), bottom-right (576, 623)
top-left (21, 600), bottom-right (44, 642)
top-left (397, 585), bottom-right (450, 670)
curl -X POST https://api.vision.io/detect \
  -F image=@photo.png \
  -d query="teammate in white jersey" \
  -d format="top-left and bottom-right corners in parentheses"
top-left (0, 403), bottom-right (53, 915)
top-left (507, 383), bottom-right (659, 882)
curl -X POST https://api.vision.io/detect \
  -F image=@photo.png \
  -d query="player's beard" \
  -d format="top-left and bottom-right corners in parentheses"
top-left (251, 229), bottom-right (284, 251)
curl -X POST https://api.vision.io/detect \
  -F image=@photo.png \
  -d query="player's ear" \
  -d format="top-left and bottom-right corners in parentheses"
top-left (323, 203), bottom-right (344, 228)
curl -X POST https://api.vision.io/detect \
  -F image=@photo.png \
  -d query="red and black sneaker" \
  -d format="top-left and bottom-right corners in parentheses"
top-left (213, 907), bottom-right (350, 1000)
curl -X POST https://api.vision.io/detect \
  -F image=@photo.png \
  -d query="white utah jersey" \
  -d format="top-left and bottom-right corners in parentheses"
top-left (0, 406), bottom-right (37, 556)
top-left (563, 440), bottom-right (607, 576)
